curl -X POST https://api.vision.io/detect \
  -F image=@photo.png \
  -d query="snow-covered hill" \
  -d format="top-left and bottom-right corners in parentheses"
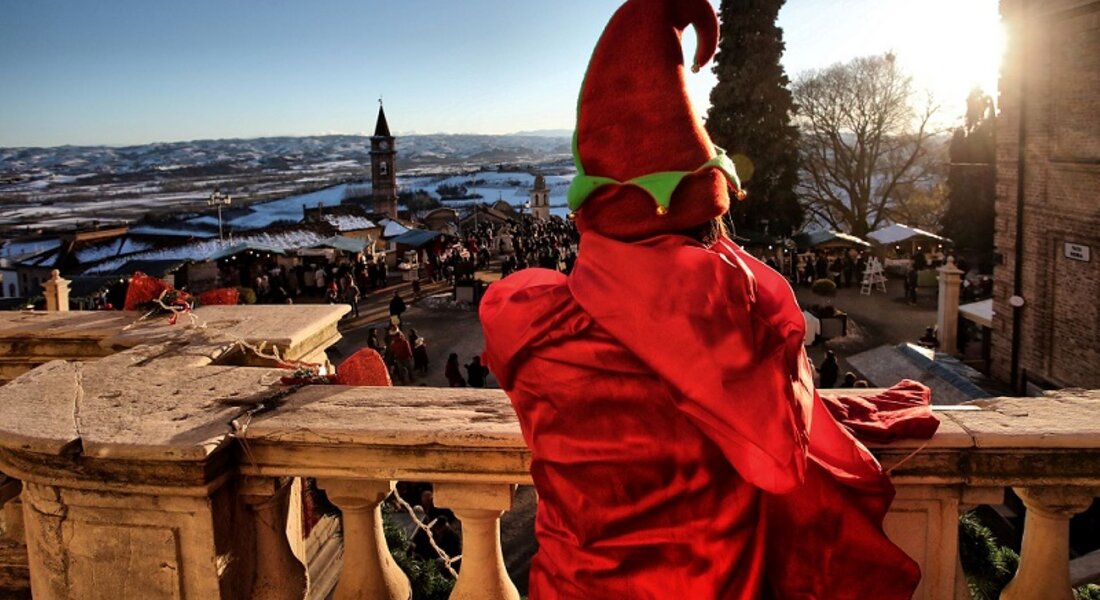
top-left (0, 134), bottom-right (571, 180)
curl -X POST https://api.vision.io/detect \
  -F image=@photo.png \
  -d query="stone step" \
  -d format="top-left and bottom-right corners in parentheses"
top-left (0, 539), bottom-right (29, 600)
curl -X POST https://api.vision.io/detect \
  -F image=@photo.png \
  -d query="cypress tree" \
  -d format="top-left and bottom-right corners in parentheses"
top-left (707, 0), bottom-right (803, 238)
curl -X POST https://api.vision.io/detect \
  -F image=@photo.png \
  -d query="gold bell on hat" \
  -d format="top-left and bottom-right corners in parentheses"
top-left (656, 206), bottom-right (669, 216)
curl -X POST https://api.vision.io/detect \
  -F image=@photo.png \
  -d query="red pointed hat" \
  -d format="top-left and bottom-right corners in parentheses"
top-left (568, 0), bottom-right (744, 241)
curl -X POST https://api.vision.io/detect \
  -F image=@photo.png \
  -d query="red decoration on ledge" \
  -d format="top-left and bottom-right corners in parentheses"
top-left (123, 272), bottom-right (174, 311)
top-left (334, 348), bottom-right (392, 386)
top-left (197, 288), bottom-right (240, 306)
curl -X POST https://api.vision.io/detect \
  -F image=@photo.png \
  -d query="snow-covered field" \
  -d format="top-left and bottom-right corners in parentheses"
top-left (0, 133), bottom-right (572, 232)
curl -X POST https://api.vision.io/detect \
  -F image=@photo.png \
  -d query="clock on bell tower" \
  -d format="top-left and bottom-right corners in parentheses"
top-left (370, 100), bottom-right (398, 218)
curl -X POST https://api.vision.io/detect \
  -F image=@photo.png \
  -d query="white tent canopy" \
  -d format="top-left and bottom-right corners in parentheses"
top-left (381, 219), bottom-right (410, 238)
top-left (868, 224), bottom-right (950, 246)
top-left (959, 299), bottom-right (994, 329)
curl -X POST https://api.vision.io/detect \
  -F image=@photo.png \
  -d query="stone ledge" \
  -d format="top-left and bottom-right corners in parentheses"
top-left (237, 387), bottom-right (1100, 487)
top-left (0, 306), bottom-right (349, 468)
top-left (238, 386), bottom-right (526, 449)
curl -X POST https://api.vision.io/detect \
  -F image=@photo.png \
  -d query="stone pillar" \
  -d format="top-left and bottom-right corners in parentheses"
top-left (316, 479), bottom-right (409, 600)
top-left (937, 258), bottom-right (964, 354)
top-left (1001, 487), bottom-right (1097, 600)
top-left (43, 270), bottom-right (70, 313)
top-left (239, 477), bottom-right (308, 600)
top-left (13, 474), bottom-right (243, 600)
top-left (434, 483), bottom-right (518, 600)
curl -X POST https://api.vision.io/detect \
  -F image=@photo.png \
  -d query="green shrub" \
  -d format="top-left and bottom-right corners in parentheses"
top-left (383, 517), bottom-right (455, 600)
top-left (235, 287), bottom-right (257, 305)
top-left (960, 511), bottom-right (1099, 600)
top-left (811, 278), bottom-right (837, 297)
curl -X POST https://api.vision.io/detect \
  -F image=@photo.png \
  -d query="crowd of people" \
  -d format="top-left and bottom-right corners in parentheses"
top-left (790, 248), bottom-right (873, 288)
top-left (449, 217), bottom-right (579, 278)
top-left (215, 252), bottom-right (393, 310)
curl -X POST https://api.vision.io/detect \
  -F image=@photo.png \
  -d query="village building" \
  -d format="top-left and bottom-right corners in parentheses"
top-left (991, 0), bottom-right (1100, 391)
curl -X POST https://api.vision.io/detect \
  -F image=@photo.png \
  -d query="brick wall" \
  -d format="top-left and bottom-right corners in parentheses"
top-left (993, 0), bottom-right (1100, 389)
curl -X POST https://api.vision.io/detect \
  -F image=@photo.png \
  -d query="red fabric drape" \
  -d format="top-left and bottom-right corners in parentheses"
top-left (481, 232), bottom-right (925, 599)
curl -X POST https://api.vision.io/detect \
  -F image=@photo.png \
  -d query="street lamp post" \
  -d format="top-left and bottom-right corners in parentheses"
top-left (208, 189), bottom-right (232, 240)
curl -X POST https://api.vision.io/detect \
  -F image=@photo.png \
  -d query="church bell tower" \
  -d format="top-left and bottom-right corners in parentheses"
top-left (530, 173), bottom-right (551, 221)
top-left (370, 101), bottom-right (398, 218)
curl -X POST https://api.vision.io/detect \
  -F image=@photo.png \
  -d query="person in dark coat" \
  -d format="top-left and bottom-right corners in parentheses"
top-left (815, 254), bottom-right (829, 280)
top-left (465, 356), bottom-right (489, 388)
top-left (817, 350), bottom-right (840, 388)
top-left (445, 353), bottom-right (465, 387)
top-left (413, 336), bottom-right (430, 375)
top-left (389, 291), bottom-right (407, 322)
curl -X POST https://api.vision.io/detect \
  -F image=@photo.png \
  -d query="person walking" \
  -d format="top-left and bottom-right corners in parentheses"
top-left (345, 278), bottom-right (360, 319)
top-left (413, 336), bottom-right (430, 375)
top-left (389, 291), bottom-right (407, 324)
top-left (389, 331), bottom-right (414, 385)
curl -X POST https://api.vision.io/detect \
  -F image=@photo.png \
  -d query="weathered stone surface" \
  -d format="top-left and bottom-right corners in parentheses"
top-left (0, 312), bottom-right (135, 382)
top-left (0, 306), bottom-right (351, 463)
top-left (953, 390), bottom-right (1100, 448)
top-left (0, 311), bottom-right (135, 344)
top-left (0, 306), bottom-right (352, 600)
top-left (103, 304), bottom-right (349, 365)
top-left (0, 361), bottom-right (82, 456)
top-left (76, 351), bottom-right (286, 461)
top-left (241, 385), bottom-right (525, 449)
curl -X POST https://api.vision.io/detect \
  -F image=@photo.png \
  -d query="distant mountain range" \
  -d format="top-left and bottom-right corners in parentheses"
top-left (0, 133), bottom-right (573, 179)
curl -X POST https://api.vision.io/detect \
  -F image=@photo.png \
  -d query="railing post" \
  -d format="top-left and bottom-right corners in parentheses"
top-left (937, 258), bottom-right (963, 354)
top-left (42, 270), bottom-right (70, 313)
top-left (316, 479), bottom-right (410, 600)
top-left (239, 476), bottom-right (308, 600)
top-left (433, 483), bottom-right (518, 600)
top-left (1001, 486), bottom-right (1097, 600)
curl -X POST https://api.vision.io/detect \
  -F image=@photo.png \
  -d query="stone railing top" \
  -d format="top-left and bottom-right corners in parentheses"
top-left (0, 306), bottom-right (349, 465)
top-left (236, 386), bottom-right (1100, 487)
top-left (241, 385), bottom-right (526, 449)
top-left (101, 304), bottom-right (349, 361)
top-left (0, 305), bottom-right (348, 358)
top-left (0, 353), bottom-right (283, 461)
top-left (0, 310), bottom-right (137, 342)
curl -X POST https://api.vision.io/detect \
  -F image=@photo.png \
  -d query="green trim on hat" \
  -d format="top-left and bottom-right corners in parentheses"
top-left (567, 146), bottom-right (742, 213)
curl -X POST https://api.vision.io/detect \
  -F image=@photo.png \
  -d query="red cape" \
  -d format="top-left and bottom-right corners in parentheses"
top-left (481, 232), bottom-right (920, 599)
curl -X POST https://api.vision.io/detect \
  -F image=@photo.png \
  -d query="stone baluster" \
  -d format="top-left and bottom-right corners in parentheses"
top-left (1001, 487), bottom-right (1098, 600)
top-left (316, 479), bottom-right (410, 600)
top-left (239, 477), bottom-right (308, 600)
top-left (433, 483), bottom-right (518, 600)
top-left (42, 270), bottom-right (70, 313)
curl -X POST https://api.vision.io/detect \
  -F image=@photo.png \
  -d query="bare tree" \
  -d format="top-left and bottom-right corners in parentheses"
top-left (792, 53), bottom-right (939, 237)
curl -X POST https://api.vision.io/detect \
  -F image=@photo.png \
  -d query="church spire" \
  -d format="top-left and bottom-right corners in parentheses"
top-left (374, 99), bottom-right (392, 138)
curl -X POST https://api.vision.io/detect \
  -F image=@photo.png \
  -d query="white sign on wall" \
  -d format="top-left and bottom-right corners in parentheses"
top-left (1064, 242), bottom-right (1091, 263)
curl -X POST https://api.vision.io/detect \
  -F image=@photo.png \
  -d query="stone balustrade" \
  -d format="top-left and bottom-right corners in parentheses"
top-left (0, 307), bottom-right (1097, 599)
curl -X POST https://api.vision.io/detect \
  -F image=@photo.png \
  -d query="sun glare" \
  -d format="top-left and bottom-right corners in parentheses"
top-left (884, 0), bottom-right (1006, 119)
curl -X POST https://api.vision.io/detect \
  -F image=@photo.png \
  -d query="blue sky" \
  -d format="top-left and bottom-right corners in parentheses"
top-left (0, 0), bottom-right (1002, 148)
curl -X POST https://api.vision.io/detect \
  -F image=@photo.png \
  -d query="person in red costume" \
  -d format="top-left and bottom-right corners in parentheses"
top-left (479, 0), bottom-right (924, 598)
